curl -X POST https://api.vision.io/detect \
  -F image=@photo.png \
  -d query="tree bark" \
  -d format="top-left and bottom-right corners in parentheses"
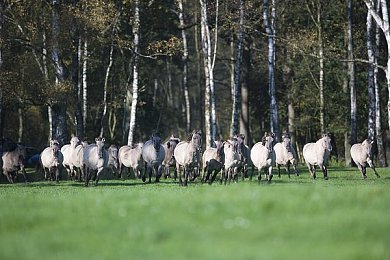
top-left (51, 0), bottom-right (67, 144)
top-left (127, 0), bottom-right (140, 147)
top-left (230, 0), bottom-right (244, 137)
top-left (348, 0), bottom-right (356, 166)
top-left (71, 18), bottom-right (83, 138)
top-left (240, 34), bottom-right (253, 147)
top-left (101, 40), bottom-right (114, 137)
top-left (364, 0), bottom-right (390, 133)
top-left (374, 0), bottom-right (387, 166)
top-left (82, 37), bottom-right (88, 135)
top-left (264, 0), bottom-right (280, 139)
top-left (0, 1), bottom-right (3, 138)
top-left (178, 0), bottom-right (191, 132)
top-left (367, 9), bottom-right (376, 141)
top-left (200, 0), bottom-right (217, 147)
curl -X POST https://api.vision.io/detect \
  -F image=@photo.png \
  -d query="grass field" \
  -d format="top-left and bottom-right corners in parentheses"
top-left (0, 166), bottom-right (389, 260)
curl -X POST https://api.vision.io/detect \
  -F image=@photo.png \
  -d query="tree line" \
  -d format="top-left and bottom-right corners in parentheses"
top-left (0, 0), bottom-right (389, 166)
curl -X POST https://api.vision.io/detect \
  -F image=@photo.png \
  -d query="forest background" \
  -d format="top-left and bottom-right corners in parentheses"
top-left (1, 0), bottom-right (389, 166)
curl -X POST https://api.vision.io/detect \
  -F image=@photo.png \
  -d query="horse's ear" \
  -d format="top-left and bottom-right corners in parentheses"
top-left (95, 138), bottom-right (98, 142)
top-left (167, 142), bottom-right (171, 149)
top-left (102, 138), bottom-right (105, 142)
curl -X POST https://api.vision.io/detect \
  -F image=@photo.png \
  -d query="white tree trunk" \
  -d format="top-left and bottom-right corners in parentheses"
top-left (264, 0), bottom-right (280, 139)
top-left (200, 0), bottom-right (217, 147)
top-left (365, 0), bottom-right (390, 132)
top-left (82, 38), bottom-right (88, 133)
top-left (178, 0), bottom-right (191, 132)
top-left (127, 0), bottom-right (140, 147)
top-left (100, 41), bottom-right (114, 137)
top-left (230, 0), bottom-right (244, 137)
top-left (367, 8), bottom-right (376, 141)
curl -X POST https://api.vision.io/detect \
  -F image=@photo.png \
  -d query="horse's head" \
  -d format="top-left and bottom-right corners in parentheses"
top-left (151, 134), bottom-right (161, 152)
top-left (70, 135), bottom-right (80, 148)
top-left (50, 139), bottom-right (60, 159)
top-left (95, 137), bottom-right (105, 159)
top-left (362, 138), bottom-right (374, 157)
top-left (191, 130), bottom-right (202, 151)
top-left (233, 134), bottom-right (246, 160)
top-left (262, 132), bottom-right (274, 153)
top-left (321, 134), bottom-right (332, 152)
top-left (281, 134), bottom-right (293, 153)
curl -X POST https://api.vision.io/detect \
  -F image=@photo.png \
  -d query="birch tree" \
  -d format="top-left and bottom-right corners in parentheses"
top-left (178, 0), bottom-right (191, 132)
top-left (264, 0), bottom-right (280, 139)
top-left (230, 0), bottom-right (244, 137)
top-left (374, 0), bottom-right (386, 166)
top-left (364, 0), bottom-right (390, 132)
top-left (0, 0), bottom-right (3, 138)
top-left (305, 0), bottom-right (325, 133)
top-left (50, 0), bottom-right (67, 144)
top-left (127, 0), bottom-right (140, 146)
top-left (347, 0), bottom-right (355, 165)
top-left (367, 8), bottom-right (376, 141)
top-left (200, 0), bottom-right (217, 147)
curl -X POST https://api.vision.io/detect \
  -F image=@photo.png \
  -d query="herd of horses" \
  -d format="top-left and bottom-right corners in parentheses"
top-left (0, 131), bottom-right (380, 186)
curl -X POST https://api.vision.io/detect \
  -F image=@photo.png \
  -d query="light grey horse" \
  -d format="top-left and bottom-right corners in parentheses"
top-left (250, 132), bottom-right (275, 182)
top-left (174, 130), bottom-right (202, 186)
top-left (223, 138), bottom-right (243, 184)
top-left (162, 136), bottom-right (180, 179)
top-left (61, 135), bottom-right (80, 179)
top-left (1, 139), bottom-right (27, 183)
top-left (141, 134), bottom-right (165, 183)
top-left (350, 139), bottom-right (380, 179)
top-left (40, 139), bottom-right (64, 182)
top-left (302, 134), bottom-right (332, 180)
top-left (83, 137), bottom-right (109, 186)
top-left (118, 143), bottom-right (143, 179)
top-left (201, 140), bottom-right (225, 184)
top-left (274, 133), bottom-right (299, 178)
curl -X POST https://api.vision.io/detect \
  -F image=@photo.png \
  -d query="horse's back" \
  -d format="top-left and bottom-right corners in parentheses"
top-left (174, 141), bottom-right (191, 166)
top-left (250, 142), bottom-right (268, 167)
top-left (350, 143), bottom-right (366, 165)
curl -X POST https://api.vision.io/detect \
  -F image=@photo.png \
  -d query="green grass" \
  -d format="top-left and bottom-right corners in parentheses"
top-left (0, 166), bottom-right (389, 260)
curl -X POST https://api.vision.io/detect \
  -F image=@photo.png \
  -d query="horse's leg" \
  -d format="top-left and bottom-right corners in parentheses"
top-left (367, 158), bottom-right (380, 178)
top-left (43, 167), bottom-right (49, 181)
top-left (4, 171), bottom-right (13, 184)
top-left (268, 166), bottom-right (273, 182)
top-left (156, 165), bottom-right (162, 183)
top-left (286, 162), bottom-right (291, 178)
top-left (183, 166), bottom-right (188, 186)
top-left (176, 163), bottom-right (182, 185)
top-left (306, 162), bottom-right (314, 178)
top-left (277, 164), bottom-right (281, 178)
top-left (95, 168), bottom-right (103, 185)
top-left (293, 162), bottom-right (299, 176)
top-left (84, 169), bottom-right (91, 187)
top-left (322, 165), bottom-right (328, 180)
top-left (55, 167), bottom-right (60, 183)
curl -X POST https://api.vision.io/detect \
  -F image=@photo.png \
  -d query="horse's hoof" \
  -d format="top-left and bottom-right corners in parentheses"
top-left (324, 176), bottom-right (328, 180)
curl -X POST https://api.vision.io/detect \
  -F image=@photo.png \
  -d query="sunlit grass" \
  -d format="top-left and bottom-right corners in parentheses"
top-left (0, 166), bottom-right (389, 260)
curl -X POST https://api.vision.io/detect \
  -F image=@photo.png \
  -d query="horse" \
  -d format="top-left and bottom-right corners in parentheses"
top-left (1, 138), bottom-right (27, 183)
top-left (162, 136), bottom-right (180, 179)
top-left (61, 135), bottom-right (80, 180)
top-left (302, 134), bottom-right (332, 180)
top-left (174, 130), bottom-right (202, 186)
top-left (40, 139), bottom-right (64, 182)
top-left (83, 137), bottom-right (109, 186)
top-left (141, 134), bottom-right (165, 183)
top-left (201, 140), bottom-right (225, 184)
top-left (350, 139), bottom-right (380, 179)
top-left (250, 132), bottom-right (275, 182)
top-left (118, 143), bottom-right (144, 179)
top-left (274, 133), bottom-right (299, 178)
